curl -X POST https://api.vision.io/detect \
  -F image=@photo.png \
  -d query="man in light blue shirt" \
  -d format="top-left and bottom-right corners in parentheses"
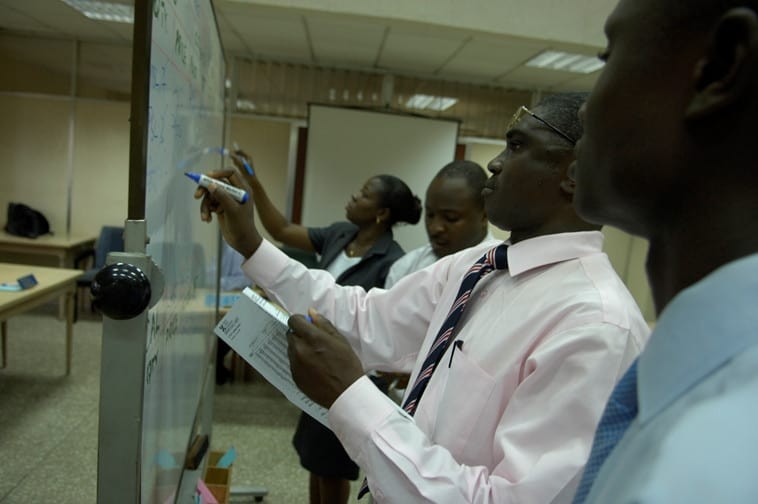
top-left (570, 0), bottom-right (758, 501)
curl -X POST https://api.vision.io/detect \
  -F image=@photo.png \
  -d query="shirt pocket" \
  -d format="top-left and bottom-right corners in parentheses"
top-left (433, 346), bottom-right (496, 463)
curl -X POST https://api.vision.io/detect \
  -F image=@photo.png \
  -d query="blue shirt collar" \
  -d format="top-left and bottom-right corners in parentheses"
top-left (638, 253), bottom-right (758, 424)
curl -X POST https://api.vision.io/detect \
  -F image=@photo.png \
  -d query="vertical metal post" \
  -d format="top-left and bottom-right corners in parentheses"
top-left (65, 40), bottom-right (79, 236)
top-left (97, 0), bottom-right (153, 501)
top-left (127, 0), bottom-right (153, 221)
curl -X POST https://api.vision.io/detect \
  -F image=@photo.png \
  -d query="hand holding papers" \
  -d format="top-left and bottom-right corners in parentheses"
top-left (214, 288), bottom-right (330, 427)
top-left (287, 308), bottom-right (365, 408)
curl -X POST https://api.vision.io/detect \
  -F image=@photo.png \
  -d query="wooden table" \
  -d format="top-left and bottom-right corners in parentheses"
top-left (0, 231), bottom-right (96, 269)
top-left (0, 263), bottom-right (82, 375)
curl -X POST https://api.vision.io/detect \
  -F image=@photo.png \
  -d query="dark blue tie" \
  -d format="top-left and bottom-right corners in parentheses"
top-left (358, 244), bottom-right (508, 499)
top-left (572, 359), bottom-right (639, 504)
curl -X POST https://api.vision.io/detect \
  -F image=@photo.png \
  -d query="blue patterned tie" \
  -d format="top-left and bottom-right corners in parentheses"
top-left (572, 359), bottom-right (639, 504)
top-left (358, 244), bottom-right (509, 499)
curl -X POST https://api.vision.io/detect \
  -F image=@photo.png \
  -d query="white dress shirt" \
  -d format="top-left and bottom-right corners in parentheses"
top-left (324, 250), bottom-right (362, 279)
top-left (243, 231), bottom-right (649, 503)
top-left (384, 233), bottom-right (497, 288)
top-left (583, 253), bottom-right (758, 503)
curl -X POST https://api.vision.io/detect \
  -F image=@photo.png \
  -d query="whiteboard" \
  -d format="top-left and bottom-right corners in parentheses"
top-left (97, 0), bottom-right (225, 502)
top-left (142, 0), bottom-right (224, 498)
top-left (303, 105), bottom-right (459, 251)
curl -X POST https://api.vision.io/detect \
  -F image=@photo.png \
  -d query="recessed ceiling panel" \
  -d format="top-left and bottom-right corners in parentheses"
top-left (221, 5), bottom-right (311, 62)
top-left (0, 0), bottom-right (611, 95)
top-left (104, 20), bottom-right (133, 42)
top-left (215, 12), bottom-right (247, 54)
top-left (0, 4), bottom-right (58, 33)
top-left (377, 26), bottom-right (467, 73)
top-left (306, 15), bottom-right (386, 67)
top-left (441, 36), bottom-right (547, 80)
top-left (11, 0), bottom-right (125, 40)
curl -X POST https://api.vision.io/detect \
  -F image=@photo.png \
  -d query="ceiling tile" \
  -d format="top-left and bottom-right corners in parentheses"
top-left (0, 4), bottom-right (59, 33)
top-left (0, 0), bottom-right (611, 93)
top-left (376, 26), bottom-right (467, 74)
top-left (215, 12), bottom-right (246, 54)
top-left (106, 21), bottom-right (133, 42)
top-left (219, 4), bottom-right (311, 62)
top-left (441, 36), bottom-right (547, 80)
top-left (306, 15), bottom-right (386, 67)
top-left (6, 0), bottom-right (126, 41)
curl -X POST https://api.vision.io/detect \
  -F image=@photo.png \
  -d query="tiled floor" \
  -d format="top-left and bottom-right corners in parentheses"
top-left (0, 306), bottom-right (363, 503)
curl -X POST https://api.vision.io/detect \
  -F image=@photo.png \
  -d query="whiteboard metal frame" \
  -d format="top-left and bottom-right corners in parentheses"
top-left (97, 222), bottom-right (150, 503)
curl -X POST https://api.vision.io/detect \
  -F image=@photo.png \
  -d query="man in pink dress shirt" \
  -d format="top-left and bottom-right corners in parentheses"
top-left (198, 92), bottom-right (649, 503)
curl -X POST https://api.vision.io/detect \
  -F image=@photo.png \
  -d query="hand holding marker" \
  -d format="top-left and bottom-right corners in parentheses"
top-left (185, 172), bottom-right (249, 203)
top-left (232, 141), bottom-right (254, 175)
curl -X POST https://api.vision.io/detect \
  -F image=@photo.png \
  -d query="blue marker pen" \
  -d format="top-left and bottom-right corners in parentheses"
top-left (232, 141), bottom-right (254, 176)
top-left (185, 172), bottom-right (249, 203)
top-left (239, 157), bottom-right (254, 176)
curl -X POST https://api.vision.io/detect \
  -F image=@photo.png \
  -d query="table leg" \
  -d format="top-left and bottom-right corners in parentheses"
top-left (65, 290), bottom-right (74, 375)
top-left (1, 320), bottom-right (6, 369)
top-left (59, 252), bottom-right (67, 319)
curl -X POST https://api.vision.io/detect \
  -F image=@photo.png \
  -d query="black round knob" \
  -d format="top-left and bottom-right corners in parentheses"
top-left (91, 262), bottom-right (152, 320)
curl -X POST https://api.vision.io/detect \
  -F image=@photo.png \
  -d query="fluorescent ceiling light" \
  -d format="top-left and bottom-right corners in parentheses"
top-left (61, 0), bottom-right (134, 24)
top-left (405, 94), bottom-right (458, 111)
top-left (526, 50), bottom-right (605, 74)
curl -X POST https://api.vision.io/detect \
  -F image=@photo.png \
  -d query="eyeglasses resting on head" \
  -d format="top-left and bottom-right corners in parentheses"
top-left (507, 105), bottom-right (577, 145)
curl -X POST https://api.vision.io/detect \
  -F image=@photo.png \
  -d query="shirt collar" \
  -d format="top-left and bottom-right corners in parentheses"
top-left (506, 231), bottom-right (605, 277)
top-left (638, 252), bottom-right (758, 424)
top-left (429, 231), bottom-right (499, 260)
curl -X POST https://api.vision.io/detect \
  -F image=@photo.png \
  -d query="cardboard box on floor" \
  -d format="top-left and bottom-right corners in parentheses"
top-left (205, 451), bottom-right (232, 504)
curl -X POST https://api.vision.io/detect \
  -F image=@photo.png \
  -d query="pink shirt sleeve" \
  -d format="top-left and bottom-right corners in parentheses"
top-left (328, 323), bottom-right (638, 504)
top-left (243, 239), bottom-right (444, 372)
top-left (245, 238), bottom-right (646, 503)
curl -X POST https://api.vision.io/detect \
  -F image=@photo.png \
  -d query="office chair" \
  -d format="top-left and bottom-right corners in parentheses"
top-left (74, 226), bottom-right (124, 318)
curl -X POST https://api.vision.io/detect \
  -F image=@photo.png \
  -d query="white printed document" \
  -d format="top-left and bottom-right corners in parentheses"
top-left (214, 287), bottom-right (330, 428)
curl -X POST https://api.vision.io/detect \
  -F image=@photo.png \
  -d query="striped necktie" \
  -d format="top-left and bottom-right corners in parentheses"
top-left (572, 359), bottom-right (639, 504)
top-left (358, 243), bottom-right (509, 499)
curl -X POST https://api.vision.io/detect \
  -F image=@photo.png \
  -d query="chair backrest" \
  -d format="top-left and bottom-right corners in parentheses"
top-left (95, 226), bottom-right (125, 269)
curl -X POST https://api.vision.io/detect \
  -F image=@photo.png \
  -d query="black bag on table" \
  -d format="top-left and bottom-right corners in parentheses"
top-left (4, 202), bottom-right (51, 239)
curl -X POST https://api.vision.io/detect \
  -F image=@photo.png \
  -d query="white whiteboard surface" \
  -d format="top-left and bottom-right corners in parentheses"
top-left (303, 105), bottom-right (459, 251)
top-left (91, 1), bottom-right (225, 502)
top-left (142, 1), bottom-right (224, 501)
